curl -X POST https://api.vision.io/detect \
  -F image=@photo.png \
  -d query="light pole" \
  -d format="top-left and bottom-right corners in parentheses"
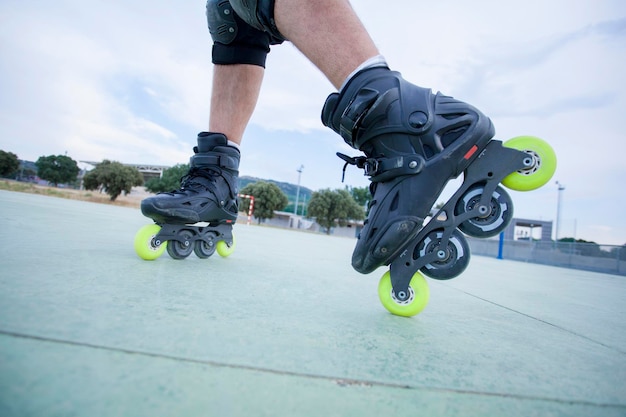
top-left (295, 165), bottom-right (304, 216)
top-left (555, 181), bottom-right (565, 241)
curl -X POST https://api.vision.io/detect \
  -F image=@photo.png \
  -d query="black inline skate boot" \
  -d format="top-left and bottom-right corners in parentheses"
top-left (136, 132), bottom-right (239, 260)
top-left (141, 132), bottom-right (240, 224)
top-left (322, 66), bottom-right (495, 274)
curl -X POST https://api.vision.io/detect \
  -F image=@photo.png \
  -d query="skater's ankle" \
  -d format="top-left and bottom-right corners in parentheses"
top-left (339, 54), bottom-right (388, 92)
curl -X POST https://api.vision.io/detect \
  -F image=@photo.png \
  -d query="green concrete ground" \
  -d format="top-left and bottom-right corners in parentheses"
top-left (0, 190), bottom-right (625, 417)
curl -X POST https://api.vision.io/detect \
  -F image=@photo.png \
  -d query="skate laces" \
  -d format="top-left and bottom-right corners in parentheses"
top-left (168, 167), bottom-right (222, 195)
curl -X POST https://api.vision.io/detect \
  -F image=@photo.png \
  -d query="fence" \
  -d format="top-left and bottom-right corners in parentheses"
top-left (468, 237), bottom-right (626, 276)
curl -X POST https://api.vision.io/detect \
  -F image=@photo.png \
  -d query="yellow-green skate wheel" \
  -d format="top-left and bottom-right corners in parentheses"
top-left (134, 224), bottom-right (167, 260)
top-left (378, 270), bottom-right (430, 317)
top-left (502, 135), bottom-right (557, 191)
top-left (216, 234), bottom-right (235, 257)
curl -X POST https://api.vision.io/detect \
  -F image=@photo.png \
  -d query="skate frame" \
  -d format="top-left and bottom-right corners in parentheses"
top-left (152, 223), bottom-right (234, 248)
top-left (389, 140), bottom-right (533, 301)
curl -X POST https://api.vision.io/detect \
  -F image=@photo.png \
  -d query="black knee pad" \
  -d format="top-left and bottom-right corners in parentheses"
top-left (229, 0), bottom-right (285, 42)
top-left (206, 0), bottom-right (283, 67)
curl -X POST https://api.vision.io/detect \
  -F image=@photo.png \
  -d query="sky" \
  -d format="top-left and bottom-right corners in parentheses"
top-left (1, 0), bottom-right (625, 245)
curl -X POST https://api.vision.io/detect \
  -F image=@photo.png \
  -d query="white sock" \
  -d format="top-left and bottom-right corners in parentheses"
top-left (339, 54), bottom-right (388, 92)
top-left (227, 140), bottom-right (240, 149)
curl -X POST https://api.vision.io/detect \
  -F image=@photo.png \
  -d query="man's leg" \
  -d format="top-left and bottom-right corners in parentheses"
top-left (274, 0), bottom-right (378, 89)
top-left (209, 64), bottom-right (264, 145)
top-left (140, 3), bottom-right (267, 225)
top-left (270, 0), bottom-right (495, 273)
top-left (140, 1), bottom-right (276, 224)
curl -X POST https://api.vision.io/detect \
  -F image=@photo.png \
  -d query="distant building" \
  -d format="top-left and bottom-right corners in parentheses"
top-left (81, 161), bottom-right (170, 183)
top-left (504, 218), bottom-right (553, 242)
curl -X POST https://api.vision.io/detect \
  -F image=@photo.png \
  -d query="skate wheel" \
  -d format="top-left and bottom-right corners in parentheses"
top-left (417, 230), bottom-right (470, 280)
top-left (134, 224), bottom-right (167, 260)
top-left (216, 234), bottom-right (236, 257)
top-left (455, 185), bottom-right (513, 238)
top-left (194, 240), bottom-right (216, 259)
top-left (166, 230), bottom-right (194, 259)
top-left (378, 270), bottom-right (430, 317)
top-left (502, 136), bottom-right (557, 191)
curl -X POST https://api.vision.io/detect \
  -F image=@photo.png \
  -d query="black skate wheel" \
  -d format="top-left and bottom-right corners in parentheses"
top-left (194, 240), bottom-right (216, 259)
top-left (166, 230), bottom-right (194, 259)
top-left (417, 230), bottom-right (470, 280)
top-left (455, 185), bottom-right (513, 238)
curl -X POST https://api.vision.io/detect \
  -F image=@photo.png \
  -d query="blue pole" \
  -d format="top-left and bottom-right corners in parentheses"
top-left (497, 231), bottom-right (504, 260)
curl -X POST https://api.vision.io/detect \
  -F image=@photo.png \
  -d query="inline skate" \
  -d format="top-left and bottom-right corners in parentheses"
top-left (134, 132), bottom-right (239, 260)
top-left (322, 67), bottom-right (557, 316)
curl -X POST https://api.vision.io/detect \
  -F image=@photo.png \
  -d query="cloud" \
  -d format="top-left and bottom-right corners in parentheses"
top-left (448, 17), bottom-right (626, 119)
top-left (0, 0), bottom-right (210, 164)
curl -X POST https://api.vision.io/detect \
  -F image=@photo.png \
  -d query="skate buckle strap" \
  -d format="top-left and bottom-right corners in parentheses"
top-left (337, 153), bottom-right (425, 182)
top-left (191, 153), bottom-right (239, 170)
top-left (339, 88), bottom-right (379, 146)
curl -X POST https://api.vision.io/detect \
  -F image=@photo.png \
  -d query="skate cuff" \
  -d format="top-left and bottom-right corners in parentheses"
top-left (337, 153), bottom-right (425, 183)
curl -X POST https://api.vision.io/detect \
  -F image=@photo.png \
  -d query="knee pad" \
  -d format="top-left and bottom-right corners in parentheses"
top-left (206, 0), bottom-right (284, 67)
top-left (206, 0), bottom-right (271, 67)
top-left (206, 0), bottom-right (239, 45)
top-left (229, 0), bottom-right (285, 43)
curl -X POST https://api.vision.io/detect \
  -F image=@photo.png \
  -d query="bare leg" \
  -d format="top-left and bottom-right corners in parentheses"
top-left (209, 64), bottom-right (265, 145)
top-left (274, 0), bottom-right (380, 89)
top-left (143, 2), bottom-right (382, 228)
top-left (210, 0), bottom-right (378, 143)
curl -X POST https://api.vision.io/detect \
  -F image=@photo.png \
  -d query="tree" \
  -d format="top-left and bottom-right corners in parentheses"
top-left (558, 237), bottom-right (604, 257)
top-left (145, 163), bottom-right (189, 193)
top-left (307, 188), bottom-right (365, 234)
top-left (35, 154), bottom-right (79, 186)
top-left (0, 150), bottom-right (19, 178)
top-left (347, 185), bottom-right (370, 205)
top-left (347, 185), bottom-right (370, 215)
top-left (239, 181), bottom-right (288, 224)
top-left (83, 160), bottom-right (144, 201)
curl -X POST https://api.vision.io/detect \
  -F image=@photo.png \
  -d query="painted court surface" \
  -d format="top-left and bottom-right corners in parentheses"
top-left (0, 190), bottom-right (624, 416)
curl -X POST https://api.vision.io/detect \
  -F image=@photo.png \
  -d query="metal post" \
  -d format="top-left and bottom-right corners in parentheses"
top-left (555, 181), bottom-right (565, 241)
top-left (295, 165), bottom-right (304, 217)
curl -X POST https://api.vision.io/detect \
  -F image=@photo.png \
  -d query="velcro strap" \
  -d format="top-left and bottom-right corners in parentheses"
top-left (191, 152), bottom-right (239, 170)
